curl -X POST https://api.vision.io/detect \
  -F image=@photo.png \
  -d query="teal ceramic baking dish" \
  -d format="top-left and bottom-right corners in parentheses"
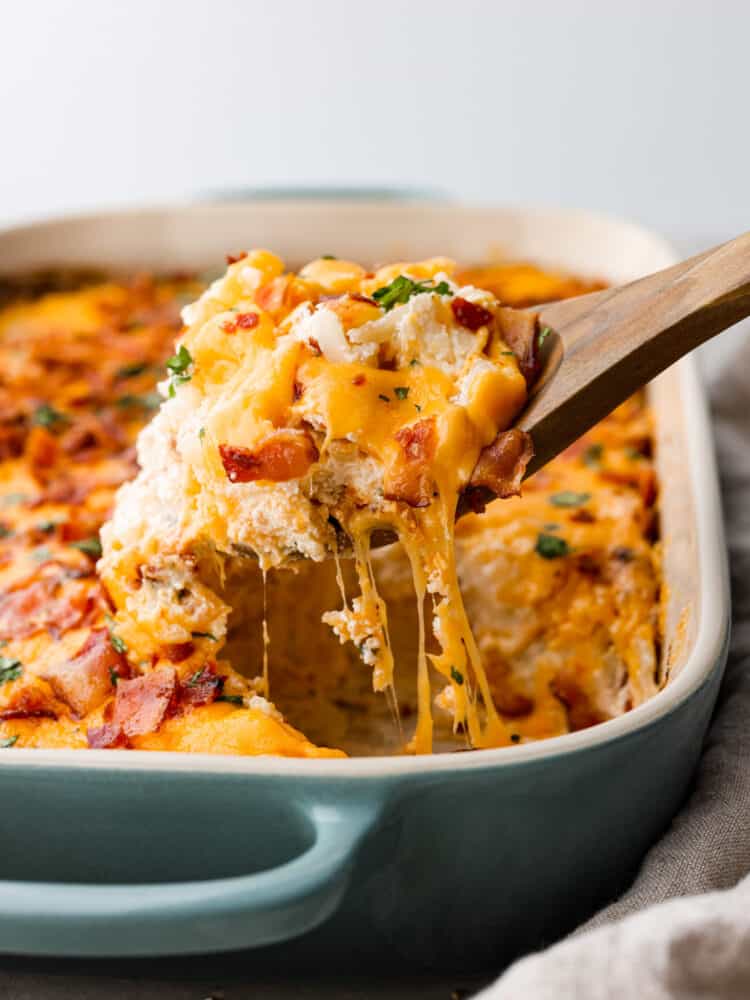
top-left (0, 202), bottom-right (730, 969)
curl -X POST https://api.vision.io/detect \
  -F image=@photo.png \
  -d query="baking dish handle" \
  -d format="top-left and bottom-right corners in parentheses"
top-left (0, 799), bottom-right (381, 957)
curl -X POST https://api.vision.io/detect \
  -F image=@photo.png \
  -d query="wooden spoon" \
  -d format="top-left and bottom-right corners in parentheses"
top-left (520, 231), bottom-right (750, 476)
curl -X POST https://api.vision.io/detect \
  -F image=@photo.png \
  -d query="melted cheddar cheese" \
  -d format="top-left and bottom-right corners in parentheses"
top-left (0, 258), bottom-right (660, 757)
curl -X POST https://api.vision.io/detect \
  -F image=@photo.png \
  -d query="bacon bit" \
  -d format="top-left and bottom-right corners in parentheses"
top-left (111, 666), bottom-right (177, 738)
top-left (225, 251), bottom-right (248, 265)
top-left (307, 337), bottom-right (322, 356)
top-left (219, 431), bottom-right (319, 484)
top-left (87, 722), bottom-right (128, 749)
top-left (0, 575), bottom-right (106, 641)
top-left (177, 663), bottom-right (224, 709)
top-left (384, 418), bottom-right (437, 508)
top-left (293, 379), bottom-right (305, 401)
top-left (482, 648), bottom-right (534, 717)
top-left (163, 641), bottom-right (195, 663)
top-left (496, 307), bottom-right (541, 388)
top-left (221, 311), bottom-right (260, 334)
top-left (0, 689), bottom-right (58, 721)
top-left (352, 374), bottom-right (367, 386)
top-left (451, 297), bottom-right (494, 331)
top-left (25, 426), bottom-right (59, 479)
top-left (43, 628), bottom-right (127, 718)
top-left (569, 508), bottom-right (596, 524)
top-left (465, 429), bottom-right (534, 511)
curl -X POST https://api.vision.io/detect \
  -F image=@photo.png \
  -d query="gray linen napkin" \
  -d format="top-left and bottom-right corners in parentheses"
top-left (480, 342), bottom-right (750, 1000)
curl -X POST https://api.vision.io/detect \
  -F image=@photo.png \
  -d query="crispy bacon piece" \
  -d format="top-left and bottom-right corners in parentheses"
top-left (451, 297), bottom-right (494, 331)
top-left (178, 663), bottom-right (224, 708)
top-left (0, 576), bottom-right (106, 641)
top-left (221, 312), bottom-right (259, 334)
top-left (86, 722), bottom-right (128, 749)
top-left (219, 431), bottom-right (319, 484)
top-left (225, 251), bottom-right (248, 265)
top-left (25, 426), bottom-right (59, 480)
top-left (163, 641), bottom-right (195, 663)
top-left (496, 307), bottom-right (541, 388)
top-left (0, 688), bottom-right (58, 721)
top-left (43, 628), bottom-right (127, 718)
top-left (384, 418), bottom-right (437, 508)
top-left (551, 674), bottom-right (608, 731)
top-left (111, 666), bottom-right (177, 738)
top-left (464, 429), bottom-right (534, 512)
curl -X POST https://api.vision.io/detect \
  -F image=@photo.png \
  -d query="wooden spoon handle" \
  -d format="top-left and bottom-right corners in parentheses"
top-left (519, 231), bottom-right (750, 475)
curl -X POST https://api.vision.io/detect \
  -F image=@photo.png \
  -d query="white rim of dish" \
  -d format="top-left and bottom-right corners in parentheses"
top-left (0, 205), bottom-right (730, 777)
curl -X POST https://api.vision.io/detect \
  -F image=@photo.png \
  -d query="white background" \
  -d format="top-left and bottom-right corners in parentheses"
top-left (2, 0), bottom-right (749, 252)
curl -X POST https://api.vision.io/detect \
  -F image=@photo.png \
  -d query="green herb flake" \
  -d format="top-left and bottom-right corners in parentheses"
top-left (549, 491), bottom-right (591, 508)
top-left (32, 404), bottom-right (68, 429)
top-left (187, 669), bottom-right (207, 687)
top-left (394, 386), bottom-right (409, 400)
top-left (535, 533), bottom-right (571, 560)
top-left (0, 525), bottom-right (12, 539)
top-left (198, 427), bottom-right (206, 441)
top-left (36, 520), bottom-right (57, 534)
top-left (30, 546), bottom-right (53, 563)
top-left (321, 254), bottom-right (337, 260)
top-left (109, 667), bottom-right (119, 687)
top-left (166, 344), bottom-right (194, 395)
top-left (409, 358), bottom-right (421, 367)
top-left (414, 403), bottom-right (422, 412)
top-left (69, 537), bottom-right (102, 559)
top-left (116, 361), bottom-right (149, 379)
top-left (0, 736), bottom-right (18, 748)
top-left (191, 631), bottom-right (217, 641)
top-left (450, 665), bottom-right (464, 686)
top-left (0, 657), bottom-right (22, 685)
top-left (372, 275), bottom-right (453, 312)
top-left (537, 326), bottom-right (552, 349)
top-left (217, 694), bottom-right (244, 706)
top-left (106, 622), bottom-right (127, 656)
top-left (378, 393), bottom-right (391, 403)
top-left (583, 443), bottom-right (604, 467)
top-left (500, 350), bottom-right (515, 356)
top-left (625, 446), bottom-right (645, 461)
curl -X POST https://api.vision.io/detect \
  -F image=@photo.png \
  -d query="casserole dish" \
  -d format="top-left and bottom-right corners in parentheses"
top-left (0, 201), bottom-right (730, 969)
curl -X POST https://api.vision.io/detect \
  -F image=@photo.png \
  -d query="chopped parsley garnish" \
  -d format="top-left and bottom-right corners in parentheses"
top-left (583, 443), bottom-right (604, 467)
top-left (378, 393), bottom-right (391, 403)
top-left (450, 665), bottom-right (464, 685)
top-left (535, 533), bottom-right (571, 559)
top-left (166, 345), bottom-right (194, 397)
top-left (0, 657), bottom-right (22, 685)
top-left (321, 254), bottom-right (337, 260)
top-left (187, 668), bottom-right (208, 687)
top-left (394, 386), bottom-right (409, 400)
top-left (32, 404), bottom-right (68, 429)
top-left (0, 736), bottom-right (18, 748)
top-left (409, 358), bottom-right (421, 367)
top-left (69, 537), bottom-right (102, 559)
top-left (414, 403), bottom-right (422, 412)
top-left (116, 361), bottom-right (149, 379)
top-left (217, 694), bottom-right (244, 706)
top-left (537, 326), bottom-right (552, 349)
top-left (500, 350), bottom-right (515, 356)
top-left (372, 275), bottom-right (452, 312)
top-left (549, 491), bottom-right (591, 508)
top-left (191, 631), bottom-right (217, 641)
top-left (198, 427), bottom-right (206, 441)
top-left (109, 667), bottom-right (119, 687)
top-left (105, 617), bottom-right (127, 655)
top-left (625, 446), bottom-right (645, 461)
top-left (36, 520), bottom-right (57, 534)
top-left (0, 525), bottom-right (12, 538)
